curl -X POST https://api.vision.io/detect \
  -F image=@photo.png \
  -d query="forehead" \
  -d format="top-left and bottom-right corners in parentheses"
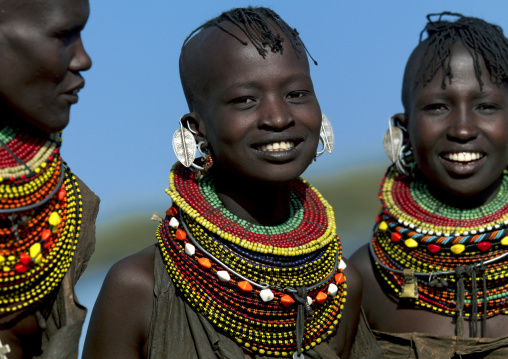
top-left (182, 22), bottom-right (310, 99)
top-left (0, 0), bottom-right (89, 27)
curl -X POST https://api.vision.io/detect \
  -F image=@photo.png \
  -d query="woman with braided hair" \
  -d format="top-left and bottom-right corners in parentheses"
top-left (351, 12), bottom-right (508, 359)
top-left (0, 0), bottom-right (98, 358)
top-left (84, 6), bottom-right (361, 359)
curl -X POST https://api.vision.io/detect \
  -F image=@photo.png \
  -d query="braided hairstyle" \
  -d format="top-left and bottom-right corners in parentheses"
top-left (179, 6), bottom-right (316, 111)
top-left (402, 12), bottom-right (508, 111)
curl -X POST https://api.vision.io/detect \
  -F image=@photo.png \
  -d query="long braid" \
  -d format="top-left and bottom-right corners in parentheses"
top-left (182, 7), bottom-right (317, 65)
top-left (417, 12), bottom-right (508, 90)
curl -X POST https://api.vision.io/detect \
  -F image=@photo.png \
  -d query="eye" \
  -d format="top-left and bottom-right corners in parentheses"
top-left (287, 91), bottom-right (308, 100)
top-left (422, 103), bottom-right (447, 115)
top-left (476, 103), bottom-right (500, 114)
top-left (229, 97), bottom-right (255, 104)
top-left (54, 28), bottom-right (81, 45)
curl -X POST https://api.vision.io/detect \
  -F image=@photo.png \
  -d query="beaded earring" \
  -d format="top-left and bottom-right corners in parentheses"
top-left (383, 115), bottom-right (412, 175)
top-left (314, 114), bottom-right (334, 159)
top-left (172, 117), bottom-right (213, 174)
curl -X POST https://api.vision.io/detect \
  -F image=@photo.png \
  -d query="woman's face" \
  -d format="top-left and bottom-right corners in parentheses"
top-left (192, 25), bottom-right (322, 185)
top-left (0, 0), bottom-right (92, 133)
top-left (408, 44), bottom-right (508, 203)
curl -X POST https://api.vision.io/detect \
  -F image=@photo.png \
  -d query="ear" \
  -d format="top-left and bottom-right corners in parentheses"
top-left (392, 113), bottom-right (407, 129)
top-left (392, 112), bottom-right (410, 147)
top-left (181, 112), bottom-right (208, 147)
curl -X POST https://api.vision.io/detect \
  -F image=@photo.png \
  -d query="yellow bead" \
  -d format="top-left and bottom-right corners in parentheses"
top-left (501, 236), bottom-right (508, 246)
top-left (379, 221), bottom-right (388, 231)
top-left (404, 238), bottom-right (418, 248)
top-left (451, 244), bottom-right (465, 254)
top-left (48, 212), bottom-right (61, 226)
top-left (30, 243), bottom-right (42, 258)
top-left (34, 254), bottom-right (43, 265)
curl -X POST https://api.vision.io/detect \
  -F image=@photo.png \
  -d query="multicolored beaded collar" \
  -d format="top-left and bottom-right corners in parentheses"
top-left (159, 163), bottom-right (347, 357)
top-left (371, 165), bottom-right (508, 336)
top-left (0, 126), bottom-right (82, 314)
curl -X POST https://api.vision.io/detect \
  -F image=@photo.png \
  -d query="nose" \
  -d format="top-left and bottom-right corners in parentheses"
top-left (69, 36), bottom-right (92, 72)
top-left (446, 108), bottom-right (479, 142)
top-left (258, 96), bottom-right (294, 131)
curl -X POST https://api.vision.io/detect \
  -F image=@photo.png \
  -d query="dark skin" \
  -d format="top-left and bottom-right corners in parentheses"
top-left (351, 43), bottom-right (508, 337)
top-left (0, 0), bottom-right (91, 357)
top-left (83, 22), bottom-right (361, 359)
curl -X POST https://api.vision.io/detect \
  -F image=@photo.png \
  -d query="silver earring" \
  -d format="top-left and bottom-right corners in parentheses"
top-left (172, 117), bottom-right (211, 172)
top-left (383, 115), bottom-right (411, 175)
top-left (315, 114), bottom-right (334, 159)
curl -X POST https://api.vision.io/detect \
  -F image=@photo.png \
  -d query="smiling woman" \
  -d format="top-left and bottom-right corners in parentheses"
top-left (351, 12), bottom-right (508, 359)
top-left (0, 0), bottom-right (97, 358)
top-left (83, 6), bottom-right (361, 359)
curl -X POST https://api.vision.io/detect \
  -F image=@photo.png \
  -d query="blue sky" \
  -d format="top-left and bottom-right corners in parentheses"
top-left (63, 0), bottom-right (508, 223)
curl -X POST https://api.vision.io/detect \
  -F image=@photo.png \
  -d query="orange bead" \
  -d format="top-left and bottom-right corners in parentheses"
top-left (280, 294), bottom-right (295, 307)
top-left (198, 257), bottom-right (212, 270)
top-left (316, 291), bottom-right (327, 304)
top-left (175, 229), bottom-right (187, 241)
top-left (57, 188), bottom-right (66, 201)
top-left (41, 229), bottom-right (52, 241)
top-left (335, 272), bottom-right (345, 284)
top-left (238, 281), bottom-right (253, 293)
top-left (166, 207), bottom-right (178, 217)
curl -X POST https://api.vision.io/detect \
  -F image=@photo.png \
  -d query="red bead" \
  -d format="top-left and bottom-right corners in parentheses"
top-left (41, 229), bottom-right (52, 241)
top-left (375, 215), bottom-right (382, 223)
top-left (19, 253), bottom-right (31, 265)
top-left (477, 242), bottom-right (491, 252)
top-left (427, 244), bottom-right (441, 253)
top-left (15, 263), bottom-right (29, 273)
top-left (391, 232), bottom-right (402, 242)
top-left (43, 240), bottom-right (53, 249)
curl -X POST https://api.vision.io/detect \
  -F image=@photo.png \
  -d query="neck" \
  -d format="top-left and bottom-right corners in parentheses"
top-left (212, 170), bottom-right (293, 226)
top-left (421, 174), bottom-right (504, 209)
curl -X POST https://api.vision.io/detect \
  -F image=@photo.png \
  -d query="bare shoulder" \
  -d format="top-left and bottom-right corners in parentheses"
top-left (83, 244), bottom-right (157, 359)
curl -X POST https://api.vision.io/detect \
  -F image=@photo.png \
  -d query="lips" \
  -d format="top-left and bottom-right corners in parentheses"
top-left (441, 151), bottom-right (484, 163)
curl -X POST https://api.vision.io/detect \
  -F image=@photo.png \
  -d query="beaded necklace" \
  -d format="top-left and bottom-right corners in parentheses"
top-left (371, 165), bottom-right (508, 336)
top-left (0, 126), bottom-right (82, 314)
top-left (159, 163), bottom-right (347, 357)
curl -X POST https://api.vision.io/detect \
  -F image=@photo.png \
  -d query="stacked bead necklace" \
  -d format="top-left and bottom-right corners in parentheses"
top-left (371, 165), bottom-right (508, 336)
top-left (0, 126), bottom-right (82, 314)
top-left (159, 163), bottom-right (347, 357)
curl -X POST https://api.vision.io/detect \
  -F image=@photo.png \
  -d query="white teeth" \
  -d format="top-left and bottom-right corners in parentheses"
top-left (444, 152), bottom-right (483, 162)
top-left (258, 141), bottom-right (294, 152)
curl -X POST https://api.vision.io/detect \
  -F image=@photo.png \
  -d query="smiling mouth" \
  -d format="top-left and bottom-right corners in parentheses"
top-left (257, 141), bottom-right (295, 152)
top-left (442, 152), bottom-right (484, 162)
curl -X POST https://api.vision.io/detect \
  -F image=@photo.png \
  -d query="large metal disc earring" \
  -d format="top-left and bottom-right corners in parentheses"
top-left (315, 114), bottom-right (335, 159)
top-left (383, 115), bottom-right (411, 175)
top-left (173, 117), bottom-right (197, 168)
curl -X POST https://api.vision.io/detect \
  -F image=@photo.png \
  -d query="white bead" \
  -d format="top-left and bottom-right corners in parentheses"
top-left (169, 217), bottom-right (179, 228)
top-left (260, 289), bottom-right (274, 302)
top-left (436, 232), bottom-right (442, 236)
top-left (472, 230), bottom-right (477, 234)
top-left (409, 223), bottom-right (415, 229)
top-left (328, 283), bottom-right (338, 296)
top-left (495, 224), bottom-right (500, 229)
top-left (403, 221), bottom-right (409, 226)
top-left (428, 231), bottom-right (434, 235)
top-left (184, 243), bottom-right (195, 256)
top-left (217, 270), bottom-right (231, 282)
top-left (307, 296), bottom-right (313, 306)
top-left (416, 228), bottom-right (422, 233)
top-left (444, 233), bottom-right (449, 237)
top-left (339, 259), bottom-right (347, 270)
top-left (479, 228), bottom-right (485, 233)
top-left (487, 226), bottom-right (493, 231)
top-left (464, 231), bottom-right (469, 235)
